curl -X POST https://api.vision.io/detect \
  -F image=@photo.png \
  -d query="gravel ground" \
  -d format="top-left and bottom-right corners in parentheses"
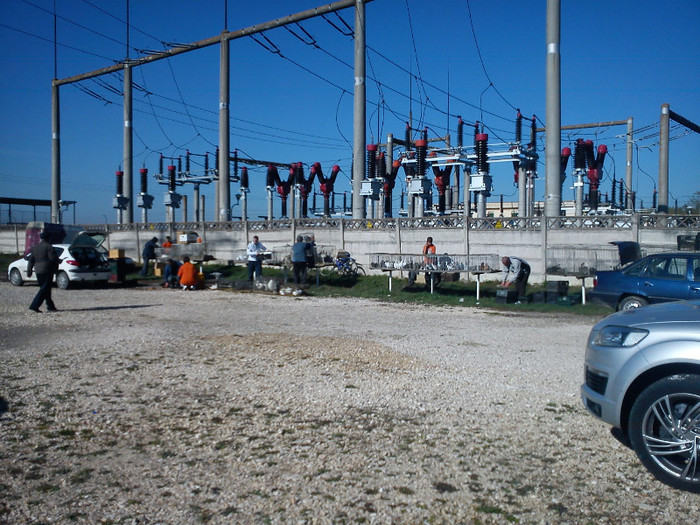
top-left (1, 282), bottom-right (698, 524)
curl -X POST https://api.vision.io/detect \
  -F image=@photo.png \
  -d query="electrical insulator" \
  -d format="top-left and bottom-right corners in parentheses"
top-left (584, 140), bottom-right (596, 169)
top-left (405, 124), bottom-right (411, 151)
top-left (560, 147), bottom-right (571, 173)
top-left (168, 165), bottom-right (176, 192)
top-left (473, 122), bottom-right (480, 146)
top-left (476, 134), bottom-right (489, 174)
top-left (241, 167), bottom-right (249, 190)
top-left (457, 117), bottom-right (464, 148)
top-left (515, 110), bottom-right (522, 144)
top-left (159, 154), bottom-right (163, 176)
top-left (422, 128), bottom-right (428, 142)
top-left (530, 116), bottom-right (536, 147)
top-left (574, 139), bottom-right (586, 171)
top-left (415, 139), bottom-right (427, 176)
top-left (140, 168), bottom-right (148, 194)
top-left (186, 150), bottom-right (190, 173)
top-left (266, 166), bottom-right (277, 188)
top-left (596, 144), bottom-right (608, 171)
top-left (116, 170), bottom-right (124, 194)
top-left (366, 144), bottom-right (377, 179)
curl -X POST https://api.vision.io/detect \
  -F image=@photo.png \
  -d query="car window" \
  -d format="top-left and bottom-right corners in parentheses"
top-left (644, 256), bottom-right (687, 280)
top-left (693, 258), bottom-right (700, 281)
top-left (54, 247), bottom-right (65, 258)
top-left (623, 259), bottom-right (647, 277)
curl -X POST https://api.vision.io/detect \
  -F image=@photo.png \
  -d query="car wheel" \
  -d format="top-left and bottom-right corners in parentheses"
top-left (619, 295), bottom-right (648, 310)
top-left (628, 374), bottom-right (700, 493)
top-left (56, 271), bottom-right (71, 290)
top-left (9, 268), bottom-right (24, 286)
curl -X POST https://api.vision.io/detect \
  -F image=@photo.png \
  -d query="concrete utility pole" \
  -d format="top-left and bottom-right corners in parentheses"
top-left (625, 117), bottom-right (634, 211)
top-left (218, 32), bottom-right (231, 222)
top-left (123, 64), bottom-right (134, 223)
top-left (352, 0), bottom-right (367, 219)
top-left (544, 0), bottom-right (562, 217)
top-left (658, 104), bottom-right (670, 213)
top-left (51, 83), bottom-right (61, 223)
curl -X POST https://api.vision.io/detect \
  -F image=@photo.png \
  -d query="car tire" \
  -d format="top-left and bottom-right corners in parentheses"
top-left (56, 271), bottom-right (71, 290)
top-left (628, 374), bottom-right (700, 493)
top-left (619, 295), bottom-right (648, 310)
top-left (9, 268), bottom-right (24, 286)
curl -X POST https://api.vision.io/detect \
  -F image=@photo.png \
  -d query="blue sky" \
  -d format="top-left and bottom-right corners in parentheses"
top-left (1, 0), bottom-right (699, 224)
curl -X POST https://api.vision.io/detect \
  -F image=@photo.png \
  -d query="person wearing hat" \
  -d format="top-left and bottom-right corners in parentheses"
top-left (140, 236), bottom-right (159, 277)
top-left (27, 231), bottom-right (59, 313)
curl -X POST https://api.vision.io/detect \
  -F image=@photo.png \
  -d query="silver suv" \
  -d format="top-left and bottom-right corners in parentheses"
top-left (581, 299), bottom-right (700, 492)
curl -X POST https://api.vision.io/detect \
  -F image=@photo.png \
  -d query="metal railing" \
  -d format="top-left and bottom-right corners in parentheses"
top-left (4, 214), bottom-right (699, 234)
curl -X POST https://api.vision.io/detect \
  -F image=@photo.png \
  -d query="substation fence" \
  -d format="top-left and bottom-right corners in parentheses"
top-left (4, 214), bottom-right (699, 234)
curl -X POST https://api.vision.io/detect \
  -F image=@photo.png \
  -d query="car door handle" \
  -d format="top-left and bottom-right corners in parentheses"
top-left (691, 286), bottom-right (700, 292)
top-left (643, 281), bottom-right (654, 287)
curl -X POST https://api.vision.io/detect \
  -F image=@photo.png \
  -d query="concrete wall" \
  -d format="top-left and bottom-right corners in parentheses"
top-left (1, 215), bottom-right (698, 284)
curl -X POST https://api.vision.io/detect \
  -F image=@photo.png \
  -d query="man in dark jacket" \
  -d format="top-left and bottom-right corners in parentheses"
top-left (27, 232), bottom-right (58, 313)
top-left (140, 236), bottom-right (159, 276)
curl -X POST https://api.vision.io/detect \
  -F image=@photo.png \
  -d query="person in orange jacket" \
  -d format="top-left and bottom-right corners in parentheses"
top-left (177, 256), bottom-right (198, 290)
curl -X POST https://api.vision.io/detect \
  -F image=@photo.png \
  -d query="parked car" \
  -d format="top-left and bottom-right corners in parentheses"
top-left (589, 252), bottom-right (700, 310)
top-left (8, 232), bottom-right (111, 289)
top-left (581, 299), bottom-right (700, 492)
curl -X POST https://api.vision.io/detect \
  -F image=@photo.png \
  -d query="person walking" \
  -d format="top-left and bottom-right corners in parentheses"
top-left (291, 235), bottom-right (309, 287)
top-left (27, 232), bottom-right (58, 313)
top-left (246, 235), bottom-right (266, 281)
top-left (140, 236), bottom-right (159, 277)
top-left (500, 256), bottom-right (531, 302)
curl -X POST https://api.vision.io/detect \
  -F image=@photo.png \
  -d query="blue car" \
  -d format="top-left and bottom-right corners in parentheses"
top-left (590, 252), bottom-right (700, 310)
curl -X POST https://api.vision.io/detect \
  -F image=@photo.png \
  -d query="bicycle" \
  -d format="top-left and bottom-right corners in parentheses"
top-left (332, 251), bottom-right (366, 277)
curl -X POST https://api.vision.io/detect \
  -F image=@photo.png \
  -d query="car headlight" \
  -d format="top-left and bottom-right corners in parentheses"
top-left (592, 325), bottom-right (649, 347)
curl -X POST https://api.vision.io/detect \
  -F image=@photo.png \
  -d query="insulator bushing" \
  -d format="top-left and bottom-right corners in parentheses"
top-left (241, 167), bottom-right (249, 190)
top-left (415, 139), bottom-right (427, 176)
top-left (475, 133), bottom-right (488, 173)
top-left (405, 124), bottom-right (411, 150)
top-left (457, 117), bottom-right (464, 148)
top-left (168, 165), bottom-right (176, 192)
top-left (515, 111), bottom-right (522, 144)
top-left (530, 116), bottom-right (537, 146)
top-left (574, 139), bottom-right (586, 171)
top-left (367, 144), bottom-right (377, 179)
top-left (266, 165), bottom-right (277, 188)
top-left (140, 168), bottom-right (148, 194)
top-left (116, 170), bottom-right (124, 195)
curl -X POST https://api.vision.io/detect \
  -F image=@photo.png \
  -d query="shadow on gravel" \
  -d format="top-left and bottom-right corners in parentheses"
top-left (0, 397), bottom-right (9, 418)
top-left (62, 304), bottom-right (162, 312)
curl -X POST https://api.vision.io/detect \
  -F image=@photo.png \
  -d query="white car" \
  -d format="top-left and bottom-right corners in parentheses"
top-left (8, 233), bottom-right (111, 290)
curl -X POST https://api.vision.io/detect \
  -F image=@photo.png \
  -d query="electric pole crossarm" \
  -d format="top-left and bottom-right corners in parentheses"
top-left (53, 0), bottom-right (373, 87)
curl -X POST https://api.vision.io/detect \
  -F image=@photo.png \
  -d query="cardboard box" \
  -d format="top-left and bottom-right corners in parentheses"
top-left (109, 248), bottom-right (125, 258)
top-left (177, 231), bottom-right (199, 244)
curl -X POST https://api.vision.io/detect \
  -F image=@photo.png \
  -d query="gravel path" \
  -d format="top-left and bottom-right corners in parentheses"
top-left (1, 283), bottom-right (697, 524)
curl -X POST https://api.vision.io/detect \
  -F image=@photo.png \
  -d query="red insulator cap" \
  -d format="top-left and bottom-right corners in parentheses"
top-left (167, 165), bottom-right (176, 171)
top-left (597, 145), bottom-right (608, 154)
top-left (139, 168), bottom-right (148, 174)
top-left (476, 133), bottom-right (488, 142)
top-left (116, 171), bottom-right (123, 176)
top-left (415, 139), bottom-right (427, 147)
top-left (561, 147), bottom-right (571, 157)
top-left (366, 144), bottom-right (378, 151)
top-left (331, 165), bottom-right (340, 173)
